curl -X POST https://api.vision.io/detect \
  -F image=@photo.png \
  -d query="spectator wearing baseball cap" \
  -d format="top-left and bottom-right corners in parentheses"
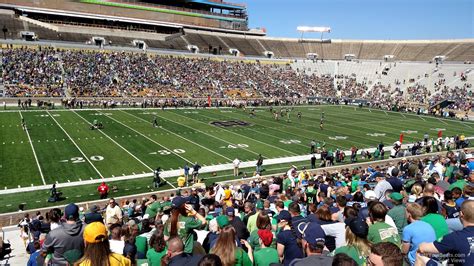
top-left (387, 192), bottom-right (407, 236)
top-left (76, 222), bottom-right (131, 266)
top-left (164, 196), bottom-right (207, 254)
top-left (290, 222), bottom-right (333, 266)
top-left (374, 174), bottom-right (393, 202)
top-left (253, 229), bottom-right (279, 266)
top-left (84, 205), bottom-right (103, 224)
top-left (226, 206), bottom-right (249, 242)
top-left (276, 210), bottom-right (304, 266)
top-left (357, 190), bottom-right (378, 220)
top-left (334, 218), bottom-right (370, 265)
top-left (248, 211), bottom-right (273, 252)
top-left (247, 200), bottom-right (264, 234)
top-left (41, 203), bottom-right (85, 265)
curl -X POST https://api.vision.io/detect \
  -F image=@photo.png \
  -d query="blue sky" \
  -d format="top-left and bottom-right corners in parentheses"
top-left (235, 0), bottom-right (473, 40)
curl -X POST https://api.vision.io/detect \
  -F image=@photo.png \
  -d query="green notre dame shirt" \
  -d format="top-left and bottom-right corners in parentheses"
top-left (135, 235), bottom-right (148, 256)
top-left (351, 175), bottom-right (360, 192)
top-left (334, 246), bottom-right (365, 265)
top-left (253, 247), bottom-right (279, 266)
top-left (283, 178), bottom-right (292, 191)
top-left (145, 201), bottom-right (161, 218)
top-left (421, 213), bottom-right (449, 241)
top-left (387, 205), bottom-right (407, 236)
top-left (164, 215), bottom-right (202, 254)
top-left (368, 222), bottom-right (401, 246)
top-left (146, 247), bottom-right (167, 266)
top-left (305, 187), bottom-right (317, 204)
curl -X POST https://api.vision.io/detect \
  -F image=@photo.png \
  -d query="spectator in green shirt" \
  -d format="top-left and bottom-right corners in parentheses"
top-left (449, 172), bottom-right (467, 191)
top-left (164, 197), bottom-right (207, 254)
top-left (147, 224), bottom-right (167, 266)
top-left (145, 195), bottom-right (161, 221)
top-left (253, 229), bottom-right (279, 266)
top-left (420, 196), bottom-right (448, 241)
top-left (367, 202), bottom-right (401, 246)
top-left (387, 192), bottom-right (407, 236)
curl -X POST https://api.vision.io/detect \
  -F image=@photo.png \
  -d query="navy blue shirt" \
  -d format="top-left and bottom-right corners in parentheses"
top-left (386, 177), bottom-right (403, 192)
top-left (433, 226), bottom-right (474, 266)
top-left (277, 229), bottom-right (304, 266)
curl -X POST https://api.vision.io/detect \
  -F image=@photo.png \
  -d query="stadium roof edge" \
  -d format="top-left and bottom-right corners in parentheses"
top-left (185, 0), bottom-right (245, 10)
top-left (2, 5), bottom-right (183, 29)
top-left (0, 4), bottom-right (263, 36)
top-left (332, 39), bottom-right (474, 43)
top-left (182, 29), bottom-right (474, 43)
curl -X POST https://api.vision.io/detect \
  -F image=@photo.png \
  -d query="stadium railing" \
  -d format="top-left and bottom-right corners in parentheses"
top-left (0, 148), bottom-right (471, 228)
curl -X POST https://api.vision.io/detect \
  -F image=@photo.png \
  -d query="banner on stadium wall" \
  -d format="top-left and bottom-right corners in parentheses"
top-left (208, 95), bottom-right (211, 107)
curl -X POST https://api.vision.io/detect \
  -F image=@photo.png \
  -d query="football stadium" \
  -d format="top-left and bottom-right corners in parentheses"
top-left (0, 0), bottom-right (473, 265)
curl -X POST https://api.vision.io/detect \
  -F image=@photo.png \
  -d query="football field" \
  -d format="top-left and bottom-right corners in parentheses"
top-left (1, 105), bottom-right (473, 192)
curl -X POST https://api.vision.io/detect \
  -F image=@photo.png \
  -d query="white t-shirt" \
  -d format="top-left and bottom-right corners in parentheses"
top-left (233, 159), bottom-right (240, 167)
top-left (109, 240), bottom-right (125, 255)
top-left (321, 222), bottom-right (346, 248)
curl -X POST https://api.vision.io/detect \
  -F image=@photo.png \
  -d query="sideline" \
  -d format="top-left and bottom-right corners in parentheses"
top-left (1, 139), bottom-right (464, 195)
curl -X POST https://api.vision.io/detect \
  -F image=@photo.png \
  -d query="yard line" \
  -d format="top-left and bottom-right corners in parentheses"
top-left (73, 111), bottom-right (176, 189)
top-left (438, 118), bottom-right (449, 126)
top-left (118, 111), bottom-right (232, 162)
top-left (419, 116), bottom-right (426, 121)
top-left (177, 111), bottom-right (299, 156)
top-left (124, 110), bottom-right (261, 156)
top-left (249, 109), bottom-right (378, 147)
top-left (102, 111), bottom-right (195, 164)
top-left (47, 111), bottom-right (104, 178)
top-left (216, 111), bottom-right (311, 150)
top-left (19, 111), bottom-right (46, 185)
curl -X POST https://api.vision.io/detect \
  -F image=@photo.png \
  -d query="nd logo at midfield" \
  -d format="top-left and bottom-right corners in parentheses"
top-left (210, 120), bottom-right (251, 127)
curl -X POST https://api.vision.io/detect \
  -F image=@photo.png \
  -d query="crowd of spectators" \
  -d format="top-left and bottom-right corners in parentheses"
top-left (18, 146), bottom-right (474, 266)
top-left (2, 47), bottom-right (472, 115)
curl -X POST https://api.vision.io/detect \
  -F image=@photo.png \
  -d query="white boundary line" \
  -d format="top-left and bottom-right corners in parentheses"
top-left (2, 105), bottom-right (474, 125)
top-left (103, 111), bottom-right (194, 164)
top-left (73, 111), bottom-right (177, 189)
top-left (1, 139), bottom-right (473, 195)
top-left (121, 110), bottom-right (232, 162)
top-left (19, 111), bottom-right (46, 185)
top-left (47, 110), bottom-right (104, 178)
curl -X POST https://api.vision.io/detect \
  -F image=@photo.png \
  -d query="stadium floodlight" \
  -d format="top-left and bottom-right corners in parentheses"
top-left (297, 26), bottom-right (331, 41)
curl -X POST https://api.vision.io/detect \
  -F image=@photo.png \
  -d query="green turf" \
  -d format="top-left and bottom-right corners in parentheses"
top-left (0, 158), bottom-right (370, 213)
top-left (0, 105), bottom-right (472, 190)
